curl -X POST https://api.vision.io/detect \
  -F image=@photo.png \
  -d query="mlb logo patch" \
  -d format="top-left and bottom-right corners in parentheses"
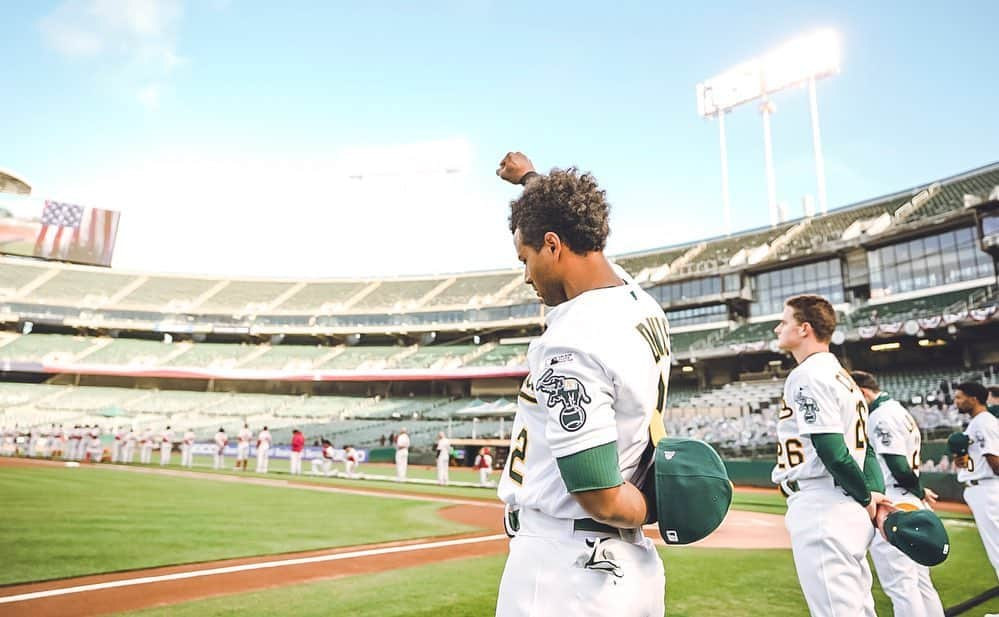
top-left (666, 530), bottom-right (679, 542)
top-left (663, 451), bottom-right (676, 461)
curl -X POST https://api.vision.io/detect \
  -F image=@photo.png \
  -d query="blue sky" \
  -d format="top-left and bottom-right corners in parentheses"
top-left (2, 1), bottom-right (996, 278)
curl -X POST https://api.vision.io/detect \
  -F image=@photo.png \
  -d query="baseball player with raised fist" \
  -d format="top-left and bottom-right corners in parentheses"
top-left (953, 381), bottom-right (999, 581)
top-left (851, 370), bottom-right (944, 617)
top-left (771, 295), bottom-right (888, 617)
top-left (495, 153), bottom-right (667, 616)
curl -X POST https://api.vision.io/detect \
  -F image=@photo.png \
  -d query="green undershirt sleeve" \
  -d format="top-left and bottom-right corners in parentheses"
top-left (556, 442), bottom-right (624, 493)
top-left (883, 453), bottom-right (924, 499)
top-left (863, 442), bottom-right (886, 494)
top-left (812, 433), bottom-right (872, 507)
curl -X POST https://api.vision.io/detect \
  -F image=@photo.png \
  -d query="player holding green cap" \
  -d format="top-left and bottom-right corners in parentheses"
top-left (851, 370), bottom-right (944, 617)
top-left (953, 381), bottom-right (999, 581)
top-left (771, 295), bottom-right (888, 617)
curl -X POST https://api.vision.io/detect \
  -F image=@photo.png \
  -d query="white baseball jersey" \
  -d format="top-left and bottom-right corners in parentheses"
top-left (238, 427), bottom-right (252, 443)
top-left (498, 270), bottom-right (669, 520)
top-left (126, 430), bottom-right (137, 443)
top-left (436, 437), bottom-right (451, 460)
top-left (214, 431), bottom-right (227, 449)
top-left (866, 394), bottom-right (922, 494)
top-left (161, 428), bottom-right (173, 444)
top-left (183, 431), bottom-right (195, 444)
top-left (477, 453), bottom-right (493, 468)
top-left (772, 352), bottom-right (869, 486)
top-left (257, 430), bottom-right (272, 447)
top-left (958, 411), bottom-right (999, 482)
top-left (396, 433), bottom-right (410, 449)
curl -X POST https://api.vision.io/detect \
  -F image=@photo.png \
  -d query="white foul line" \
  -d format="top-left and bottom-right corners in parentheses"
top-left (0, 534), bottom-right (508, 605)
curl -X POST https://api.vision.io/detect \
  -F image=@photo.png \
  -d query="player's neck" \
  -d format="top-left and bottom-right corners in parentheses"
top-left (970, 406), bottom-right (988, 418)
top-left (791, 341), bottom-right (829, 365)
top-left (561, 253), bottom-right (622, 301)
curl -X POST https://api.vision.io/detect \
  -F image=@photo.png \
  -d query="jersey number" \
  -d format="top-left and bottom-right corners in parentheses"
top-left (508, 428), bottom-right (528, 485)
top-left (777, 438), bottom-right (804, 469)
top-left (854, 401), bottom-right (867, 451)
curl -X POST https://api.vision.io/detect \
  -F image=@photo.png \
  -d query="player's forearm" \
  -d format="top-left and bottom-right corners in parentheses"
top-left (573, 482), bottom-right (649, 528)
top-left (987, 453), bottom-right (999, 476)
top-left (812, 433), bottom-right (871, 506)
top-left (863, 442), bottom-right (886, 493)
top-left (883, 454), bottom-right (924, 498)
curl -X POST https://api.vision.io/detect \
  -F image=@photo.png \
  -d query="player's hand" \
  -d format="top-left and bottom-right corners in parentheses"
top-left (955, 454), bottom-right (969, 469)
top-left (923, 488), bottom-right (939, 507)
top-left (496, 152), bottom-right (535, 184)
top-left (865, 491), bottom-right (890, 522)
top-left (873, 501), bottom-right (899, 540)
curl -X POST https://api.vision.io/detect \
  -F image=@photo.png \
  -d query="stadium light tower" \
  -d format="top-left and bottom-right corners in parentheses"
top-left (697, 29), bottom-right (841, 230)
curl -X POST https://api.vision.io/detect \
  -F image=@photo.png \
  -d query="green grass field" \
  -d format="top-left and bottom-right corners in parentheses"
top-left (0, 465), bottom-right (475, 585)
top-left (115, 536), bottom-right (999, 617)
top-left (2, 461), bottom-right (996, 616)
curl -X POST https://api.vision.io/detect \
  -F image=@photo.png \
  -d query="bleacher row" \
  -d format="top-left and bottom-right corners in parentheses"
top-left (2, 163), bottom-right (996, 317)
top-left (0, 333), bottom-right (528, 371)
top-left (1, 279), bottom-right (992, 371)
top-left (2, 365), bottom-right (990, 453)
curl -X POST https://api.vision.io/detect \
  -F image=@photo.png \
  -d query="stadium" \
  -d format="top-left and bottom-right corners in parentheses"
top-left (2, 157), bottom-right (999, 615)
top-left (3, 7), bottom-right (999, 616)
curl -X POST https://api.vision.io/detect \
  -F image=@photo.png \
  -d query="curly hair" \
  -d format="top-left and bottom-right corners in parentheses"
top-left (508, 167), bottom-right (610, 253)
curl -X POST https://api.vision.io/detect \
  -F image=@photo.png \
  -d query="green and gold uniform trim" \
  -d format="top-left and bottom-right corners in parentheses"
top-left (556, 442), bottom-right (624, 493)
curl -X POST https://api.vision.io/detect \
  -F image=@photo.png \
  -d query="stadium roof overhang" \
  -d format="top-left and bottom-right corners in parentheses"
top-left (0, 168), bottom-right (31, 195)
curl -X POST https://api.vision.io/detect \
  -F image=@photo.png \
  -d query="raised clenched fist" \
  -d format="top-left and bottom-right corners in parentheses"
top-left (496, 152), bottom-right (536, 185)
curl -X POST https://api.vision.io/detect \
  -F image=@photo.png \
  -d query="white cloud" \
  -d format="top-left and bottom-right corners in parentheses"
top-left (41, 138), bottom-right (520, 278)
top-left (39, 0), bottom-right (185, 104)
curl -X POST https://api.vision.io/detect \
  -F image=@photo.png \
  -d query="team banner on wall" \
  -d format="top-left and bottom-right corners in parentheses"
top-left (0, 194), bottom-right (120, 267)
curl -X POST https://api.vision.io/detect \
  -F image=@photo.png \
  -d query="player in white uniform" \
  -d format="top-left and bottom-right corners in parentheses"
top-left (237, 424), bottom-right (252, 471)
top-left (160, 426), bottom-right (173, 466)
top-left (181, 429), bottom-right (195, 467)
top-left (27, 426), bottom-right (39, 458)
top-left (851, 370), bottom-right (945, 617)
top-left (255, 426), bottom-right (272, 473)
top-left (111, 426), bottom-right (124, 463)
top-left (311, 440), bottom-right (334, 476)
top-left (395, 429), bottom-right (410, 481)
top-left (69, 425), bottom-right (83, 460)
top-left (476, 447), bottom-right (494, 486)
top-left (213, 428), bottom-right (227, 470)
top-left (344, 445), bottom-right (359, 477)
top-left (86, 426), bottom-right (103, 463)
top-left (435, 432), bottom-right (451, 485)
top-left (123, 427), bottom-right (137, 464)
top-left (953, 381), bottom-right (999, 581)
top-left (495, 154), bottom-right (667, 617)
top-left (771, 295), bottom-right (889, 617)
top-left (140, 428), bottom-right (154, 464)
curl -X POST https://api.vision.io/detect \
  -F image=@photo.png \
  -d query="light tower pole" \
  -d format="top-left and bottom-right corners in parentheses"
top-left (808, 76), bottom-right (829, 214)
top-left (717, 111), bottom-right (732, 235)
top-left (760, 98), bottom-right (778, 227)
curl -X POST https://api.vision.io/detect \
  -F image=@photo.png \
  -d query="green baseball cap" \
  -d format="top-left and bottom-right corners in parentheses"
top-left (884, 509), bottom-right (950, 566)
top-left (947, 432), bottom-right (970, 456)
top-left (651, 437), bottom-right (732, 545)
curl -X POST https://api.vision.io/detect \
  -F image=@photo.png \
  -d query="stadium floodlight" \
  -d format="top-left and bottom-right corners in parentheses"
top-left (697, 29), bottom-right (841, 230)
top-left (0, 168), bottom-right (31, 195)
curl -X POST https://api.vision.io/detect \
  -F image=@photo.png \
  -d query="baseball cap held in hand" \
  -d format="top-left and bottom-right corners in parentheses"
top-left (651, 437), bottom-right (732, 545)
top-left (947, 432), bottom-right (970, 456)
top-left (884, 509), bottom-right (950, 566)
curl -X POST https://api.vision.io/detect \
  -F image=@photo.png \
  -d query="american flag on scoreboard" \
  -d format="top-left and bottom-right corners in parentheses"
top-left (33, 200), bottom-right (120, 265)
